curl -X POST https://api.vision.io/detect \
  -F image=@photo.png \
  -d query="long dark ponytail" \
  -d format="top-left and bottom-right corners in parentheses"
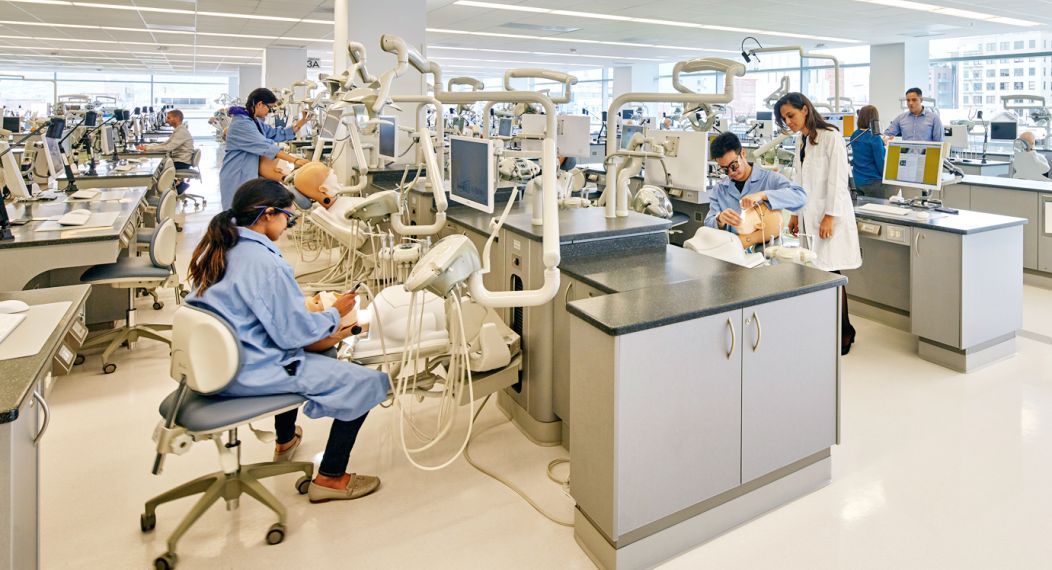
top-left (774, 92), bottom-right (838, 147)
top-left (188, 178), bottom-right (293, 294)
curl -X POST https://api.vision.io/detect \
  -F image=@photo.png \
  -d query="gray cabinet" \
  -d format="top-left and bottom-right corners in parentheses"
top-left (1040, 195), bottom-right (1052, 273)
top-left (741, 289), bottom-right (838, 483)
top-left (554, 278), bottom-right (612, 425)
top-left (970, 187), bottom-right (1038, 269)
top-left (1, 378), bottom-right (44, 570)
top-left (910, 229), bottom-right (962, 347)
top-left (615, 310), bottom-right (743, 532)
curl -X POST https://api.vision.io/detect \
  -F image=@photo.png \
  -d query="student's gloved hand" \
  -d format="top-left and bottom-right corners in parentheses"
top-left (332, 292), bottom-right (358, 316)
top-left (788, 215), bottom-right (799, 236)
top-left (717, 209), bottom-right (742, 228)
top-left (739, 192), bottom-right (767, 210)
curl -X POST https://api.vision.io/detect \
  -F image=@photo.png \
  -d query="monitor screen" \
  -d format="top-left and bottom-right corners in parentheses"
top-left (449, 136), bottom-right (495, 214)
top-left (621, 109), bottom-right (634, 120)
top-left (0, 143), bottom-right (31, 199)
top-left (83, 111), bottom-right (98, 127)
top-left (43, 136), bottom-right (64, 179)
top-left (990, 121), bottom-right (1017, 141)
top-left (883, 140), bottom-right (945, 193)
top-left (621, 124), bottom-right (644, 149)
top-left (378, 115), bottom-right (397, 159)
top-left (644, 130), bottom-right (708, 193)
top-left (100, 125), bottom-right (115, 155)
top-left (498, 117), bottom-right (513, 137)
top-left (2, 116), bottom-right (19, 133)
top-left (755, 111), bottom-right (773, 121)
top-left (45, 117), bottom-right (65, 140)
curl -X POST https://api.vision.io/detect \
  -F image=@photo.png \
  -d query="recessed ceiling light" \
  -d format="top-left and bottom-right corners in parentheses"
top-left (431, 56), bottom-right (597, 68)
top-left (0, 19), bottom-right (328, 43)
top-left (855, 0), bottom-right (1039, 27)
top-left (5, 0), bottom-right (333, 25)
top-left (427, 45), bottom-right (663, 62)
top-left (427, 28), bottom-right (738, 54)
top-left (452, 1), bottom-right (861, 43)
top-left (0, 32), bottom-right (264, 51)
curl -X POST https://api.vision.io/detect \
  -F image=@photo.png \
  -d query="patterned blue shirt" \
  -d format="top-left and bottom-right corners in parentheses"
top-left (884, 108), bottom-right (944, 142)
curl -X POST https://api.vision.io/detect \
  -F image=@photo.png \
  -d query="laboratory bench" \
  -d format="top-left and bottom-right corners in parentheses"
top-left (0, 284), bottom-right (90, 570)
top-left (560, 245), bottom-right (844, 570)
top-left (65, 156), bottom-right (163, 190)
top-left (949, 157), bottom-right (1011, 177)
top-left (2, 187), bottom-right (148, 326)
top-left (846, 197), bottom-right (1026, 372)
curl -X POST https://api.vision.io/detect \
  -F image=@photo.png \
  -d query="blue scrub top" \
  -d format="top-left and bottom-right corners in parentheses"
top-left (849, 130), bottom-right (887, 187)
top-left (703, 164), bottom-right (807, 231)
top-left (187, 227), bottom-right (388, 421)
top-left (219, 108), bottom-right (296, 208)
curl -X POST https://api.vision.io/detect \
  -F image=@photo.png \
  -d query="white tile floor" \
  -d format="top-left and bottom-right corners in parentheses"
top-left (40, 144), bottom-right (1052, 568)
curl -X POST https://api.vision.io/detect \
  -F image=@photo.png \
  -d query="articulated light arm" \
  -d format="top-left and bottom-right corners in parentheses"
top-left (603, 57), bottom-right (746, 218)
top-left (438, 89), bottom-right (561, 308)
top-left (747, 46), bottom-right (841, 112)
top-left (503, 69), bottom-right (578, 104)
top-left (389, 124), bottom-right (447, 237)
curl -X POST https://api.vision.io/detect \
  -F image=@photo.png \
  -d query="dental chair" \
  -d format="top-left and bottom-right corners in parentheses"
top-left (141, 305), bottom-right (314, 570)
top-left (79, 218), bottom-right (177, 374)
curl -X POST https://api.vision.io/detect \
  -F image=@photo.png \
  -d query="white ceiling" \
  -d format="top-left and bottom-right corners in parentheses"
top-left (0, 0), bottom-right (1045, 75)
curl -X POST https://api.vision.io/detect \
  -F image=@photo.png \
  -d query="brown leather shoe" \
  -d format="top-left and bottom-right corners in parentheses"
top-left (273, 425), bottom-right (302, 462)
top-left (308, 474), bottom-right (381, 503)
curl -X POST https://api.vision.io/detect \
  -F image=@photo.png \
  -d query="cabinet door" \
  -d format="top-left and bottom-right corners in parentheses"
top-left (910, 229), bottom-right (962, 347)
top-left (741, 289), bottom-right (837, 483)
top-left (616, 310), bottom-right (742, 532)
top-left (551, 277), bottom-right (576, 423)
top-left (970, 187), bottom-right (1037, 269)
top-left (1, 387), bottom-right (41, 570)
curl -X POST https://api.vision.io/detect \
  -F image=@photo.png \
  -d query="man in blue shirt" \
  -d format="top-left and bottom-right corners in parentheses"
top-left (704, 132), bottom-right (806, 233)
top-left (883, 87), bottom-right (943, 142)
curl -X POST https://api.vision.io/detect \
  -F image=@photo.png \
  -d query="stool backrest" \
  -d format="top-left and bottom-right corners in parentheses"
top-left (155, 166), bottom-right (176, 194)
top-left (149, 218), bottom-right (178, 268)
top-left (156, 189), bottom-right (177, 223)
top-left (170, 305), bottom-right (241, 394)
top-left (190, 148), bottom-right (202, 168)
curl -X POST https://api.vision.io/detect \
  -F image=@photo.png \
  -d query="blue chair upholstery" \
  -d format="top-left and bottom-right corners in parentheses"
top-left (158, 391), bottom-right (306, 433)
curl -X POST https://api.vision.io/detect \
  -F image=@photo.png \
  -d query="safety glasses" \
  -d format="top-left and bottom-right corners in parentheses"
top-left (716, 154), bottom-right (744, 176)
top-left (251, 206), bottom-right (298, 228)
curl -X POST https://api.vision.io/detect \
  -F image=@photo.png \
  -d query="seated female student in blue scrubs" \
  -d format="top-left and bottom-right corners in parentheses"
top-left (219, 88), bottom-right (312, 209)
top-left (186, 178), bottom-right (389, 503)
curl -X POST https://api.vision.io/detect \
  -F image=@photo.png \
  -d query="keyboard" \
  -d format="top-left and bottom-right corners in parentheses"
top-left (0, 314), bottom-right (26, 345)
top-left (70, 189), bottom-right (101, 200)
top-left (858, 203), bottom-right (911, 217)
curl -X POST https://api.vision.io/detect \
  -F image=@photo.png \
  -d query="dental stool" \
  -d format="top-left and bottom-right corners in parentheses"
top-left (174, 148), bottom-right (206, 209)
top-left (142, 305), bottom-right (314, 570)
top-left (136, 189), bottom-right (188, 307)
top-left (79, 218), bottom-right (177, 374)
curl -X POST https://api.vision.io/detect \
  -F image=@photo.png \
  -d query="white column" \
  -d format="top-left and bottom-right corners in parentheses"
top-left (262, 47), bottom-right (307, 91)
top-left (870, 40), bottom-right (929, 126)
top-left (333, 0), bottom-right (349, 76)
top-left (237, 65), bottom-right (261, 101)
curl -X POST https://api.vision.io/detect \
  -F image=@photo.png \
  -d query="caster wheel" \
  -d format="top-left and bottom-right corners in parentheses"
top-left (295, 475), bottom-right (311, 495)
top-left (140, 512), bottom-right (156, 533)
top-left (74, 354), bottom-right (85, 366)
top-left (103, 363), bottom-right (117, 374)
top-left (153, 301), bottom-right (164, 310)
top-left (266, 523), bottom-right (285, 545)
top-left (176, 225), bottom-right (183, 233)
top-left (154, 552), bottom-right (177, 570)
top-left (203, 200), bottom-right (208, 206)
top-left (179, 289), bottom-right (189, 299)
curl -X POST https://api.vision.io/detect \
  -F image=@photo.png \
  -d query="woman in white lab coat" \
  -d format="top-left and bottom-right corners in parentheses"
top-left (775, 92), bottom-right (862, 355)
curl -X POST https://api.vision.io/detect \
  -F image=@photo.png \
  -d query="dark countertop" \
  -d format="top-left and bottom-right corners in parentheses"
top-left (960, 174), bottom-right (1052, 193)
top-left (1, 187), bottom-right (147, 249)
top-left (567, 261), bottom-right (846, 336)
top-left (447, 204), bottom-right (671, 244)
top-left (0, 285), bottom-right (90, 423)
top-left (561, 245), bottom-right (733, 294)
top-left (75, 157), bottom-right (162, 179)
top-left (854, 197), bottom-right (1027, 235)
top-left (952, 158), bottom-right (1011, 166)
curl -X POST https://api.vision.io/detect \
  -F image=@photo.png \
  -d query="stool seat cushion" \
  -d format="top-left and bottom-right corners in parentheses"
top-left (159, 390), bottom-right (306, 432)
top-left (81, 257), bottom-right (171, 284)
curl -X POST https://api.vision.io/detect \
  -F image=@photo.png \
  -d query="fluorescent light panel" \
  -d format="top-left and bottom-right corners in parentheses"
top-left (0, 33), bottom-right (263, 51)
top-left (855, 0), bottom-right (1037, 26)
top-left (0, 19), bottom-right (328, 44)
top-left (427, 45), bottom-right (662, 62)
top-left (0, 44), bottom-right (260, 59)
top-left (453, 1), bottom-right (861, 43)
top-left (5, 0), bottom-right (332, 25)
top-left (431, 56), bottom-right (599, 67)
top-left (427, 27), bottom-right (737, 53)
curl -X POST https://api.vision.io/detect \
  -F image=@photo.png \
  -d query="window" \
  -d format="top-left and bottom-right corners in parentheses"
top-left (1001, 82), bottom-right (1009, 89)
top-left (987, 96), bottom-right (996, 104)
top-left (986, 69), bottom-right (996, 78)
top-left (1031, 68), bottom-right (1037, 76)
top-left (1030, 40), bottom-right (1037, 49)
top-left (1014, 41), bottom-right (1024, 49)
top-left (1015, 68), bottom-right (1024, 76)
top-left (987, 43), bottom-right (997, 50)
top-left (973, 82), bottom-right (981, 91)
top-left (1000, 69), bottom-right (1010, 77)
top-left (1030, 81), bottom-right (1037, 90)
top-left (1015, 82), bottom-right (1025, 90)
top-left (1000, 42), bottom-right (1010, 50)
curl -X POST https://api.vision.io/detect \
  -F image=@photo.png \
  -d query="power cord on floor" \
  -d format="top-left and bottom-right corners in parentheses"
top-left (463, 395), bottom-right (574, 527)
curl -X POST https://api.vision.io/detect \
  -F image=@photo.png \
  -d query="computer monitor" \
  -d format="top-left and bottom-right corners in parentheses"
top-left (377, 115), bottom-right (397, 160)
top-left (520, 114), bottom-right (590, 158)
top-left (943, 124), bottom-right (969, 149)
top-left (621, 109), bottom-right (634, 120)
top-left (449, 135), bottom-right (495, 214)
top-left (621, 124), bottom-right (644, 149)
top-left (883, 139), bottom-right (946, 193)
top-left (990, 121), bottom-right (1017, 141)
top-left (2, 117), bottom-right (19, 133)
top-left (321, 107), bottom-right (343, 138)
top-left (644, 130), bottom-right (708, 193)
top-left (824, 112), bottom-right (856, 137)
top-left (497, 117), bottom-right (513, 137)
top-left (100, 125), bottom-right (115, 156)
top-left (0, 142), bottom-right (31, 199)
top-left (755, 111), bottom-right (773, 121)
top-left (45, 117), bottom-right (65, 140)
top-left (83, 110), bottom-right (98, 127)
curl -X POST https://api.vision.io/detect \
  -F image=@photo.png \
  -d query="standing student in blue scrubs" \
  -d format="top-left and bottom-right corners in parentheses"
top-left (849, 105), bottom-right (888, 198)
top-left (219, 88), bottom-right (311, 208)
top-left (187, 178), bottom-right (389, 503)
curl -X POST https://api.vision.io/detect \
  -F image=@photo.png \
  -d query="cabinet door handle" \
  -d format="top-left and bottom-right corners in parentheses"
top-left (563, 281), bottom-right (575, 305)
top-left (725, 318), bottom-right (735, 359)
top-left (32, 390), bottom-right (50, 446)
top-left (750, 311), bottom-right (762, 352)
top-left (914, 231), bottom-right (924, 255)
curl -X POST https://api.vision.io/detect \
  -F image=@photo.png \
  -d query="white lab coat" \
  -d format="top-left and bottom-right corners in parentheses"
top-left (790, 128), bottom-right (862, 271)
